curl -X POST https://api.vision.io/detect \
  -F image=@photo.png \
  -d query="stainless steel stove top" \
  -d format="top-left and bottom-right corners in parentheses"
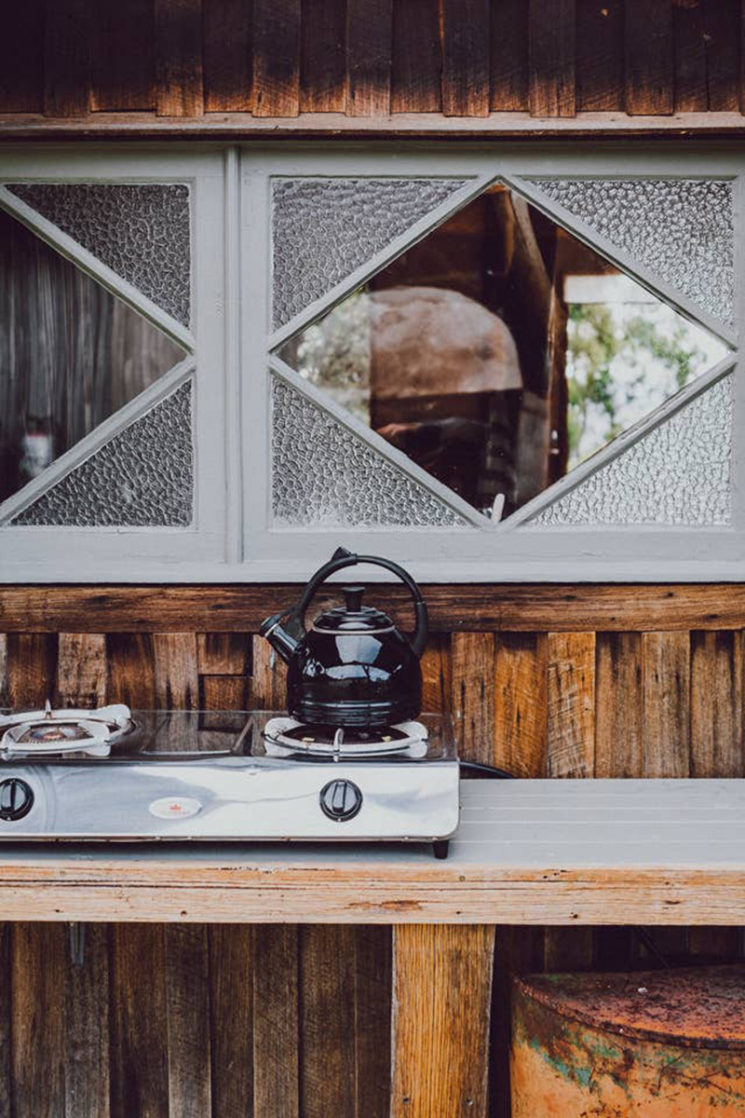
top-left (0, 708), bottom-right (459, 855)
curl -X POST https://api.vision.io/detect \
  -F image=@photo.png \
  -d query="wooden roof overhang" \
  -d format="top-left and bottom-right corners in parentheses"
top-left (3, 1), bottom-right (745, 141)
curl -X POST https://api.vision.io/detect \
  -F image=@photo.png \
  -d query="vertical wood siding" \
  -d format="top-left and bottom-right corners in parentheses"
top-left (3, 0), bottom-right (745, 120)
top-left (0, 601), bottom-right (743, 1113)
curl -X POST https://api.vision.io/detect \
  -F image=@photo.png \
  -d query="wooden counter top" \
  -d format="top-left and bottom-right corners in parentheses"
top-left (0, 779), bottom-right (742, 924)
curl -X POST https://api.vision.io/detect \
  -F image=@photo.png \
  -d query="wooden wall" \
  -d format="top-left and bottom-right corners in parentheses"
top-left (0, 583), bottom-right (744, 1116)
top-left (1, 0), bottom-right (745, 124)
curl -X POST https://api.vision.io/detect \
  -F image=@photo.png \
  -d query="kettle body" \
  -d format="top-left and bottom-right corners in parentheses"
top-left (260, 549), bottom-right (428, 729)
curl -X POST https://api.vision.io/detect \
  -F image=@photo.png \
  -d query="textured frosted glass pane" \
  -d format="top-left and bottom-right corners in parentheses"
top-left (530, 376), bottom-right (732, 526)
top-left (13, 381), bottom-right (193, 526)
top-left (526, 179), bottom-right (734, 327)
top-left (0, 208), bottom-right (184, 507)
top-left (272, 378), bottom-right (467, 527)
top-left (280, 181), bottom-right (727, 522)
top-left (9, 183), bottom-right (191, 326)
top-left (272, 178), bottom-right (466, 328)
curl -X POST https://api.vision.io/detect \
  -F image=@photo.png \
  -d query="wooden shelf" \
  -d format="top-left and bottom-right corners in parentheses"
top-left (0, 780), bottom-right (741, 924)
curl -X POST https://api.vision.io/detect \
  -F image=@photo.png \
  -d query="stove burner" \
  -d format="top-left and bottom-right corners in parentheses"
top-left (18, 724), bottom-right (91, 744)
top-left (0, 701), bottom-right (135, 759)
top-left (263, 716), bottom-right (429, 758)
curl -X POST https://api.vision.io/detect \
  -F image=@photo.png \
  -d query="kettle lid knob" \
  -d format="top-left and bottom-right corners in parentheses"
top-left (342, 585), bottom-right (365, 613)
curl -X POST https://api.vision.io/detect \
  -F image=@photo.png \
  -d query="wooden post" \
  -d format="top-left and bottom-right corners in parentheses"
top-left (391, 925), bottom-right (495, 1118)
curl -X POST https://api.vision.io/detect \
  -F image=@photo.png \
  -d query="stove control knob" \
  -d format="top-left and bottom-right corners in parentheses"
top-left (0, 778), bottom-right (34, 821)
top-left (320, 779), bottom-right (363, 822)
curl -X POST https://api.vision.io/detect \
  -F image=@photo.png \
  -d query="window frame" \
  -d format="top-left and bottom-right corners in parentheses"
top-left (0, 141), bottom-right (742, 583)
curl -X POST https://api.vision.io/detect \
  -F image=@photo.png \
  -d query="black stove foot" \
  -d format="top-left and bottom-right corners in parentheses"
top-left (433, 840), bottom-right (449, 860)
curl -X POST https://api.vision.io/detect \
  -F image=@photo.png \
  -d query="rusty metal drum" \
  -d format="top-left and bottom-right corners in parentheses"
top-left (511, 964), bottom-right (745, 1117)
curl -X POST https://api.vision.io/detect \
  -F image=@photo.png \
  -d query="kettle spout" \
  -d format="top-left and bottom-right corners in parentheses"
top-left (259, 612), bottom-right (300, 665)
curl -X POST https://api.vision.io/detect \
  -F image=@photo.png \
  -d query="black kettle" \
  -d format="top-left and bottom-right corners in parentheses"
top-left (259, 548), bottom-right (428, 729)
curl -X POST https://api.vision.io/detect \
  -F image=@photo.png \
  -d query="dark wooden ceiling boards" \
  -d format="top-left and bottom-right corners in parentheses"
top-left (2, 0), bottom-right (745, 128)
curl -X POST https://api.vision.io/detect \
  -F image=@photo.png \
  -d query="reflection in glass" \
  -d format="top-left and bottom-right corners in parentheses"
top-left (278, 183), bottom-right (728, 520)
top-left (0, 209), bottom-right (184, 505)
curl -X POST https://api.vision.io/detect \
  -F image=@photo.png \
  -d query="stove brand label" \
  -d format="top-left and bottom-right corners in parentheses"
top-left (148, 796), bottom-right (202, 820)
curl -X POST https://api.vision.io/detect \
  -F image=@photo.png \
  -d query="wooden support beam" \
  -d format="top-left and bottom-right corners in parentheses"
top-left (391, 925), bottom-right (495, 1117)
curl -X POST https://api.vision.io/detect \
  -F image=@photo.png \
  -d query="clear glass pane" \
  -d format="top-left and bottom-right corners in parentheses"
top-left (525, 178), bottom-right (735, 328)
top-left (530, 374), bottom-right (732, 526)
top-left (272, 177), bottom-right (467, 328)
top-left (8, 183), bottom-right (191, 326)
top-left (272, 376), bottom-right (468, 528)
top-left (278, 182), bottom-right (729, 521)
top-left (12, 381), bottom-right (193, 527)
top-left (0, 209), bottom-right (184, 507)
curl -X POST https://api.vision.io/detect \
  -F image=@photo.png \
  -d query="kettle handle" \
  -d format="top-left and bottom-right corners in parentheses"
top-left (295, 548), bottom-right (429, 657)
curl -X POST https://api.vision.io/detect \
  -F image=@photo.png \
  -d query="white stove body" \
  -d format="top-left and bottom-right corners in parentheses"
top-left (0, 711), bottom-right (460, 845)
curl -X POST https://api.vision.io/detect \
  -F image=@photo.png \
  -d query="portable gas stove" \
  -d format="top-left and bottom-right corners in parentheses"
top-left (0, 704), bottom-right (459, 857)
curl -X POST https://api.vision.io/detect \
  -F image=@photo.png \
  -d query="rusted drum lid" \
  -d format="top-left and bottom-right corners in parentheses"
top-left (514, 964), bottom-right (745, 1050)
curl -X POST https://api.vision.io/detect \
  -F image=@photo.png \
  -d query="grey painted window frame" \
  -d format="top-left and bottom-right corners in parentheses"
top-left (0, 142), bottom-right (741, 583)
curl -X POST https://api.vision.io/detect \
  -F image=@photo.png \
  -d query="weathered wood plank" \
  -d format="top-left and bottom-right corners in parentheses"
top-left (546, 632), bottom-right (595, 778)
top-left (203, 0), bottom-right (254, 112)
top-left (300, 0), bottom-right (347, 112)
top-left (420, 634), bottom-right (451, 713)
top-left (110, 924), bottom-right (169, 1118)
top-left (90, 0), bottom-right (155, 111)
top-left (490, 0), bottom-right (529, 110)
top-left (10, 584), bottom-right (745, 633)
top-left (576, 0), bottom-right (623, 110)
top-left (673, 0), bottom-right (708, 112)
top-left (6, 633), bottom-right (58, 708)
top-left (354, 927), bottom-right (392, 1118)
top-left (545, 631), bottom-right (595, 971)
top-left (391, 0), bottom-right (440, 113)
top-left (55, 633), bottom-right (107, 708)
top-left (3, 865), bottom-right (745, 925)
top-left (154, 0), bottom-right (204, 116)
top-left (690, 630), bottom-right (745, 778)
top-left (196, 632), bottom-right (251, 675)
top-left (209, 926), bottom-right (254, 1117)
top-left (441, 0), bottom-right (490, 116)
top-left (200, 674), bottom-right (249, 710)
top-left (451, 632), bottom-right (496, 763)
top-left (704, 0), bottom-right (740, 112)
top-left (253, 926), bottom-right (299, 1116)
top-left (673, 0), bottom-right (740, 112)
top-left (595, 632), bottom-right (643, 778)
top-left (0, 0), bottom-right (44, 113)
top-left (10, 110), bottom-right (745, 138)
top-left (543, 926), bottom-right (595, 971)
top-left (253, 0), bottom-right (301, 117)
top-left (300, 926), bottom-right (356, 1117)
top-left (250, 635), bottom-right (287, 709)
top-left (11, 925), bottom-right (67, 1118)
top-left (106, 633), bottom-right (156, 708)
top-left (44, 0), bottom-right (90, 117)
top-left (165, 925), bottom-right (212, 1118)
top-left (491, 631), bottom-right (546, 1115)
top-left (346, 0), bottom-right (393, 116)
top-left (494, 633), bottom-right (547, 777)
top-left (625, 0), bottom-right (674, 115)
top-left (65, 923), bottom-right (110, 1118)
top-left (153, 633), bottom-right (200, 709)
top-left (641, 631), bottom-right (691, 778)
top-left (0, 635), bottom-right (7, 708)
top-left (528, 0), bottom-right (576, 116)
top-left (391, 925), bottom-right (495, 1117)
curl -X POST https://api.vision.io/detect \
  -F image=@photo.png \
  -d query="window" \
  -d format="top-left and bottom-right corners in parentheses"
top-left (0, 145), bottom-right (740, 581)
